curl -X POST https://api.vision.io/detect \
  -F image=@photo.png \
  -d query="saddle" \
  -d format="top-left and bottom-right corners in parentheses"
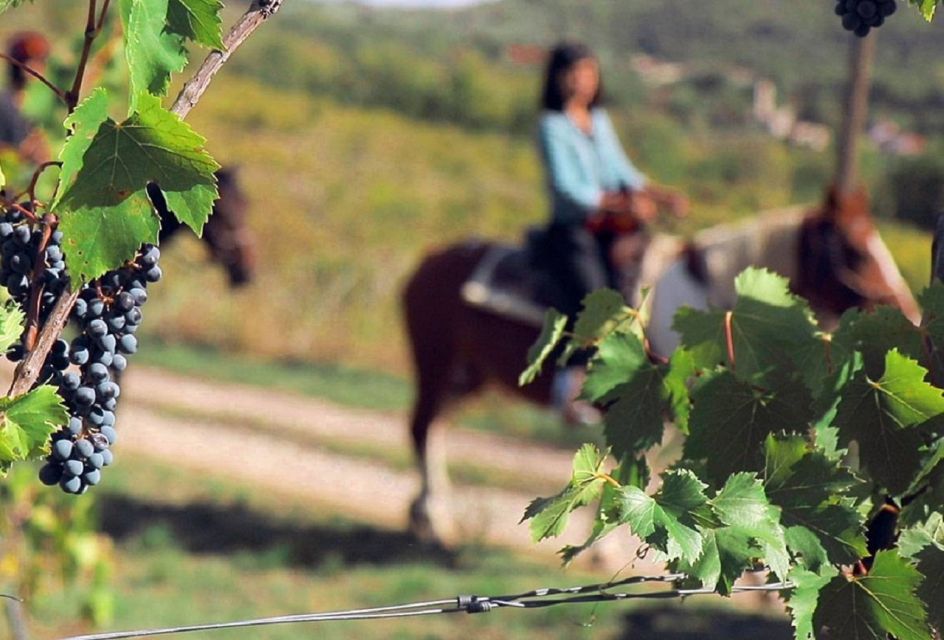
top-left (460, 228), bottom-right (565, 327)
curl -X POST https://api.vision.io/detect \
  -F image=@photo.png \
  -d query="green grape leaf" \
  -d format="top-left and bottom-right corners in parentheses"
top-left (519, 309), bottom-right (567, 386)
top-left (673, 306), bottom-right (726, 370)
top-left (916, 544), bottom-right (944, 631)
top-left (618, 469), bottom-right (707, 563)
top-left (763, 435), bottom-right (868, 564)
top-left (784, 526), bottom-right (830, 574)
top-left (814, 551), bottom-right (930, 640)
top-left (899, 513), bottom-right (944, 557)
top-left (56, 94), bottom-right (219, 281)
top-left (522, 444), bottom-right (608, 542)
top-left (664, 348), bottom-right (695, 432)
top-left (919, 283), bottom-right (944, 382)
top-left (0, 0), bottom-right (30, 14)
top-left (558, 289), bottom-right (633, 364)
top-left (710, 472), bottom-right (789, 579)
top-left (0, 302), bottom-right (24, 356)
top-left (560, 457), bottom-right (649, 564)
top-left (582, 332), bottom-right (647, 403)
top-left (685, 371), bottom-right (814, 487)
top-left (676, 525), bottom-right (759, 596)
top-left (602, 362), bottom-right (669, 459)
top-left (674, 268), bottom-right (819, 382)
top-left (0, 385), bottom-right (69, 471)
top-left (835, 306), bottom-right (926, 379)
top-left (167, 0), bottom-right (225, 49)
top-left (834, 350), bottom-right (944, 494)
top-left (58, 194), bottom-right (161, 282)
top-left (711, 472), bottom-right (770, 527)
top-left (786, 566), bottom-right (836, 640)
top-left (910, 0), bottom-right (938, 21)
top-left (121, 0), bottom-right (188, 108)
top-left (53, 88), bottom-right (110, 210)
top-left (0, 160), bottom-right (5, 190)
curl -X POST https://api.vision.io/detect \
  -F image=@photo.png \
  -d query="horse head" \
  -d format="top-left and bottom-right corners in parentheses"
top-left (151, 167), bottom-right (257, 287)
top-left (797, 186), bottom-right (920, 325)
top-left (202, 168), bottom-right (257, 287)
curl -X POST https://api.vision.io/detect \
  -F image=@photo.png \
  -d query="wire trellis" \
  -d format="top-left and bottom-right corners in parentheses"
top-left (60, 573), bottom-right (794, 640)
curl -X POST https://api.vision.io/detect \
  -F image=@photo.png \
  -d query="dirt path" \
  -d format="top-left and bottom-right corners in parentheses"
top-left (115, 366), bottom-right (643, 568)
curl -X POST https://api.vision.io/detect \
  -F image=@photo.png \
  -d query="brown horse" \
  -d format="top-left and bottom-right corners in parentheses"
top-left (153, 167), bottom-right (258, 287)
top-left (402, 189), bottom-right (920, 543)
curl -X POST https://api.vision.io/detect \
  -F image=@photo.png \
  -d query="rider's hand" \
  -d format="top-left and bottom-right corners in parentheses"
top-left (627, 191), bottom-right (658, 223)
top-left (665, 192), bottom-right (690, 218)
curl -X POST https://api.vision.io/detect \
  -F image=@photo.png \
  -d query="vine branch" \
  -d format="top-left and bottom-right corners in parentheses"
top-left (9, 287), bottom-right (80, 398)
top-left (66, 0), bottom-right (101, 113)
top-left (9, 0), bottom-right (284, 396)
top-left (0, 54), bottom-right (67, 104)
top-left (170, 0), bottom-right (286, 119)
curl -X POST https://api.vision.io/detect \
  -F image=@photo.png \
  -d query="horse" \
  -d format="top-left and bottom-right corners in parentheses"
top-left (401, 188), bottom-right (920, 544)
top-left (151, 167), bottom-right (258, 287)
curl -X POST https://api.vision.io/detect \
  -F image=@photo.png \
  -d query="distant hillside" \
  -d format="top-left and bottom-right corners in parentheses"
top-left (281, 0), bottom-right (944, 134)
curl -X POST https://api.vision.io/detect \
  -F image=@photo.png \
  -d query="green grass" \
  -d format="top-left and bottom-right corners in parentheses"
top-left (32, 456), bottom-right (632, 640)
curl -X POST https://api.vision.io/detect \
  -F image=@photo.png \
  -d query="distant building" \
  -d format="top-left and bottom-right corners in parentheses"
top-left (868, 120), bottom-right (927, 156)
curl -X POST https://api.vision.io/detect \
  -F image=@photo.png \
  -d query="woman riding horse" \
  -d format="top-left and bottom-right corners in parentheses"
top-left (537, 42), bottom-right (687, 418)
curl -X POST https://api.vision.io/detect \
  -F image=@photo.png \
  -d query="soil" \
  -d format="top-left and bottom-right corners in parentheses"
top-left (114, 366), bottom-right (645, 569)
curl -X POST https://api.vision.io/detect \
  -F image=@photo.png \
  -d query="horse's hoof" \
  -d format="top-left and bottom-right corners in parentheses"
top-left (408, 496), bottom-right (452, 546)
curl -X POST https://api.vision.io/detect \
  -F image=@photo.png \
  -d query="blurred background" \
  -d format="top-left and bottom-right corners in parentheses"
top-left (1, 0), bottom-right (943, 638)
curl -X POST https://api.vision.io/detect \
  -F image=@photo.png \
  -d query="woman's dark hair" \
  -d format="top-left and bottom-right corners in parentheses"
top-left (540, 41), bottom-right (603, 112)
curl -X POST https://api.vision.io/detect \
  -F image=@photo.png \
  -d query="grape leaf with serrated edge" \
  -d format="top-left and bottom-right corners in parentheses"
top-left (602, 361), bottom-right (670, 459)
top-left (560, 456), bottom-right (650, 564)
top-left (0, 302), bottom-right (24, 357)
top-left (618, 469), bottom-right (708, 564)
top-left (833, 350), bottom-right (944, 494)
top-left (167, 0), bottom-right (225, 49)
top-left (52, 88), bottom-right (109, 210)
top-left (911, 0), bottom-right (938, 21)
top-left (121, 0), bottom-right (188, 109)
top-left (916, 544), bottom-right (944, 632)
top-left (581, 331), bottom-right (647, 403)
top-left (763, 435), bottom-right (868, 564)
top-left (685, 370), bottom-right (814, 487)
top-left (522, 444), bottom-right (608, 542)
top-left (674, 268), bottom-right (820, 383)
top-left (519, 309), bottom-right (567, 386)
top-left (919, 283), bottom-right (944, 383)
top-left (786, 566), bottom-right (836, 640)
top-left (57, 94), bottom-right (219, 281)
top-left (558, 289), bottom-right (633, 364)
top-left (0, 0), bottom-right (30, 13)
top-left (835, 305), bottom-right (926, 379)
top-left (0, 386), bottom-right (69, 472)
top-left (814, 550), bottom-right (930, 640)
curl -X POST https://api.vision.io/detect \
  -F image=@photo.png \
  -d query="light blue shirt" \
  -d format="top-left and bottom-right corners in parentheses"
top-left (538, 108), bottom-right (647, 225)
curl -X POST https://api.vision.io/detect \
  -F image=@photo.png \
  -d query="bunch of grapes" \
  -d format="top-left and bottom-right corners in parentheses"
top-left (0, 206), bottom-right (161, 494)
top-left (37, 245), bottom-right (161, 494)
top-left (835, 0), bottom-right (897, 36)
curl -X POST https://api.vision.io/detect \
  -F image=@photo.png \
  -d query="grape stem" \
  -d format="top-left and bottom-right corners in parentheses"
top-left (22, 215), bottom-right (56, 353)
top-left (8, 0), bottom-right (284, 396)
top-left (170, 0), bottom-right (286, 120)
top-left (9, 287), bottom-right (80, 397)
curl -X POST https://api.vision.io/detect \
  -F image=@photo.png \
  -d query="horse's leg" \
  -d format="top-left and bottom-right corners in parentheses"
top-left (407, 373), bottom-right (455, 544)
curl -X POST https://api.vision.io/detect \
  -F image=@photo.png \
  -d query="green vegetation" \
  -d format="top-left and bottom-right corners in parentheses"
top-left (34, 456), bottom-right (633, 640)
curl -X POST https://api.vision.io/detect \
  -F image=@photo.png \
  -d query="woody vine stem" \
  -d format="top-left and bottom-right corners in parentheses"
top-left (6, 0), bottom-right (285, 398)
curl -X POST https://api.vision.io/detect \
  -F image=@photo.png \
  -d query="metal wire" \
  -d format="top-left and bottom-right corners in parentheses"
top-left (59, 574), bottom-right (795, 640)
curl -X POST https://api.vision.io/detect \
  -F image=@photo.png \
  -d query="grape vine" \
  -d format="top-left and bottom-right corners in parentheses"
top-left (523, 270), bottom-right (944, 640)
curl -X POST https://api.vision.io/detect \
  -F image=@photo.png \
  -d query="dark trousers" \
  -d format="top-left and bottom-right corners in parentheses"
top-left (544, 222), bottom-right (618, 319)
